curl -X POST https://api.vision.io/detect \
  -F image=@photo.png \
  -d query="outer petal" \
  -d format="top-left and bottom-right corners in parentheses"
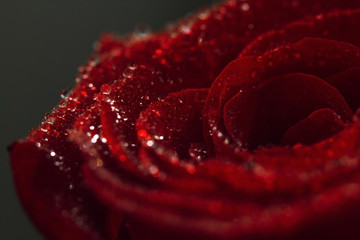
top-left (10, 141), bottom-right (111, 240)
top-left (241, 9), bottom-right (360, 57)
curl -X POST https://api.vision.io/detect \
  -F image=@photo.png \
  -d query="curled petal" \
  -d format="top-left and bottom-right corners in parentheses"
top-left (223, 73), bottom-right (352, 149)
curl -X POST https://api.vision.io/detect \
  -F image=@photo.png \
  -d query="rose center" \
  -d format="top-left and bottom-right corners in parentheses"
top-left (223, 72), bottom-right (354, 149)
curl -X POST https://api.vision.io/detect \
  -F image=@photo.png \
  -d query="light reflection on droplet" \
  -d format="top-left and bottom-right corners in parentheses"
top-left (96, 158), bottom-right (104, 167)
top-left (241, 3), bottom-right (250, 11)
top-left (91, 134), bottom-right (99, 143)
top-left (180, 24), bottom-right (192, 34)
top-left (146, 140), bottom-right (154, 147)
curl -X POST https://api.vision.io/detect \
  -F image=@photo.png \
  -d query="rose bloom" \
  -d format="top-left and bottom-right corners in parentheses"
top-left (9, 0), bottom-right (360, 239)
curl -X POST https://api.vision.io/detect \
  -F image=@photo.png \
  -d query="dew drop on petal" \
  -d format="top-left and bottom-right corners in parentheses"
top-left (66, 101), bottom-right (77, 112)
top-left (189, 143), bottom-right (207, 161)
top-left (101, 84), bottom-right (111, 95)
top-left (50, 151), bottom-right (56, 157)
top-left (60, 87), bottom-right (72, 100)
top-left (241, 3), bottom-right (250, 11)
top-left (149, 165), bottom-right (160, 177)
top-left (198, 9), bottom-right (210, 20)
top-left (133, 23), bottom-right (151, 38)
top-left (123, 68), bottom-right (134, 78)
top-left (180, 24), bottom-right (192, 34)
top-left (91, 134), bottom-right (99, 143)
top-left (96, 158), bottom-right (104, 167)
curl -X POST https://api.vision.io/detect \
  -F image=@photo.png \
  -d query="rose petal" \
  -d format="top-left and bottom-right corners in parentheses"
top-left (223, 73), bottom-right (352, 149)
top-left (280, 108), bottom-right (347, 146)
top-left (136, 89), bottom-right (208, 162)
top-left (134, 89), bottom-right (220, 191)
top-left (197, 118), bottom-right (360, 196)
top-left (83, 134), bottom-right (360, 240)
top-left (10, 142), bottom-right (111, 240)
top-left (326, 66), bottom-right (360, 111)
top-left (241, 9), bottom-right (360, 57)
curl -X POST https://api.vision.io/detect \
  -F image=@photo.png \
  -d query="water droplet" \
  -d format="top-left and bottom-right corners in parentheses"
top-left (134, 23), bottom-right (151, 39)
top-left (40, 126), bottom-right (48, 132)
top-left (127, 63), bottom-right (137, 71)
top-left (88, 83), bottom-right (96, 91)
top-left (241, 3), bottom-right (250, 11)
top-left (123, 68), bottom-right (134, 78)
top-left (101, 84), bottom-right (111, 95)
top-left (60, 87), bottom-right (72, 100)
top-left (82, 74), bottom-right (89, 80)
top-left (67, 101), bottom-right (77, 111)
top-left (91, 134), bottom-right (99, 143)
top-left (154, 135), bottom-right (164, 140)
top-left (96, 158), bottom-right (104, 167)
top-left (146, 140), bottom-right (154, 147)
top-left (149, 165), bottom-right (160, 177)
top-left (59, 100), bottom-right (66, 108)
top-left (180, 24), bottom-right (192, 34)
top-left (189, 143), bottom-right (207, 161)
top-left (198, 9), bottom-right (210, 20)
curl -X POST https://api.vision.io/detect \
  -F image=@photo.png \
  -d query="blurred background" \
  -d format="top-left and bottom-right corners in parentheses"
top-left (0, 0), bottom-right (220, 239)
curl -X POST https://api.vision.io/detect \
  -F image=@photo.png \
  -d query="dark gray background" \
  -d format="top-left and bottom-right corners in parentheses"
top-left (0, 1), bottom-right (220, 239)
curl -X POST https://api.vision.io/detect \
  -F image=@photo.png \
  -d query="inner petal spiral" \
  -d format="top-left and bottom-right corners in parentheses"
top-left (223, 73), bottom-right (353, 149)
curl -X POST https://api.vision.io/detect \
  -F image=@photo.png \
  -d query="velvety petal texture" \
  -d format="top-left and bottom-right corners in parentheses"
top-left (9, 0), bottom-right (360, 240)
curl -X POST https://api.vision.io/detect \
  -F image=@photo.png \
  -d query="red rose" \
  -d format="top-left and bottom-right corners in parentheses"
top-left (9, 0), bottom-right (360, 239)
